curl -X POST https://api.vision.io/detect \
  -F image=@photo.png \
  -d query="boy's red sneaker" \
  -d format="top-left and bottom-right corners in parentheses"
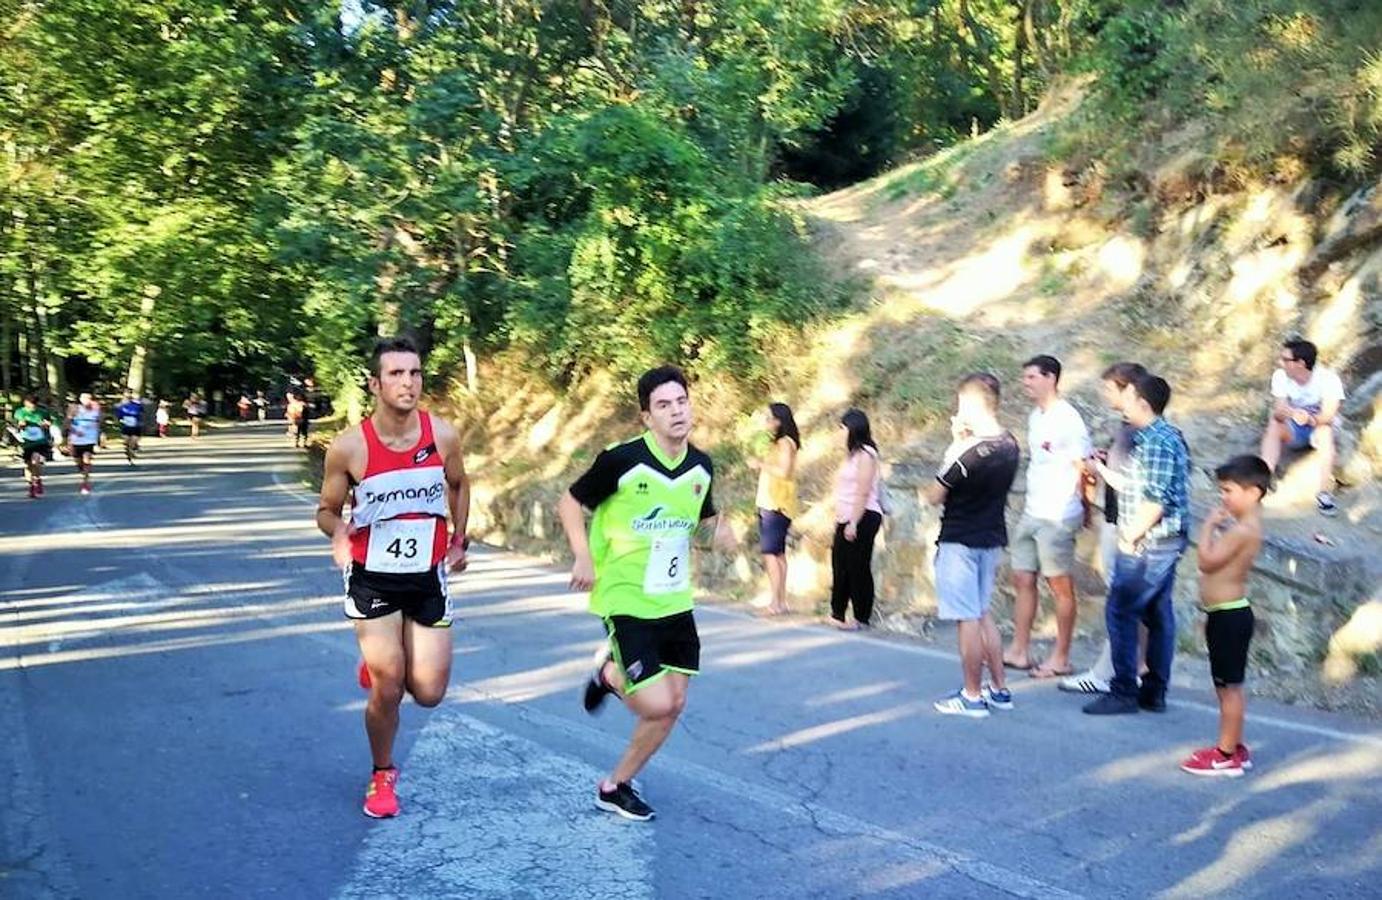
top-left (1180, 746), bottom-right (1246, 778)
top-left (363, 767), bottom-right (400, 818)
top-left (357, 660), bottom-right (371, 691)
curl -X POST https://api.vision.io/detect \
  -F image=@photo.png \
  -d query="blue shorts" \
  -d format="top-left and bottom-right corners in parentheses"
top-left (935, 543), bottom-right (1003, 620)
top-left (1286, 419), bottom-right (1314, 449)
top-left (758, 509), bottom-right (791, 555)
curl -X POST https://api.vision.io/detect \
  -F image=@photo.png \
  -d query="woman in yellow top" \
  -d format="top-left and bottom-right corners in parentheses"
top-left (750, 403), bottom-right (800, 615)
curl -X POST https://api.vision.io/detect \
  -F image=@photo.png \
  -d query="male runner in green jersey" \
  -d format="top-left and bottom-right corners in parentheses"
top-left (558, 365), bottom-right (735, 821)
top-left (14, 395), bottom-right (56, 498)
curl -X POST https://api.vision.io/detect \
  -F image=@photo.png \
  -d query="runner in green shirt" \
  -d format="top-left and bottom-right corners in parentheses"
top-left (13, 395), bottom-right (55, 498)
top-left (558, 365), bottom-right (735, 821)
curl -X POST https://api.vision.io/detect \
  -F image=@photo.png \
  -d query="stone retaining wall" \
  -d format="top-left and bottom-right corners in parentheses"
top-left (470, 458), bottom-right (1377, 678)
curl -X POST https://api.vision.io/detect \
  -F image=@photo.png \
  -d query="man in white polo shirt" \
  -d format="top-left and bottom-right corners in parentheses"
top-left (1258, 338), bottom-right (1345, 516)
top-left (1003, 354), bottom-right (1092, 679)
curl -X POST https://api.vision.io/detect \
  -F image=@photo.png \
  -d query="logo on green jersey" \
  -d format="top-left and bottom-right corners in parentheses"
top-left (630, 505), bottom-right (694, 534)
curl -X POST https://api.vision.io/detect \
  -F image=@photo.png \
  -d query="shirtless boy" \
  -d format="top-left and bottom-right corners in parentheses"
top-left (1180, 455), bottom-right (1269, 778)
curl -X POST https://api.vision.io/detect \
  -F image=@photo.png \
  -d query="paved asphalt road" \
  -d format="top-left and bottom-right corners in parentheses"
top-left (1, 424), bottom-right (1379, 899)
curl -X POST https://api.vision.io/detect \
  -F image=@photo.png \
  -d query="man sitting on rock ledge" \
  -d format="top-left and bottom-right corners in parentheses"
top-left (1258, 338), bottom-right (1345, 517)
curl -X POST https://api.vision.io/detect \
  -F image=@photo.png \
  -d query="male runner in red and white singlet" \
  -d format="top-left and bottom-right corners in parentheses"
top-left (316, 336), bottom-right (470, 819)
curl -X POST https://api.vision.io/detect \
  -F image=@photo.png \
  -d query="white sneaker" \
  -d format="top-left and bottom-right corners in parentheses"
top-left (1058, 671), bottom-right (1109, 694)
top-left (934, 689), bottom-right (990, 718)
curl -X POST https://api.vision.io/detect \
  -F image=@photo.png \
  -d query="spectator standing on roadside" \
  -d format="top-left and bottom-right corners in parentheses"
top-left (829, 409), bottom-right (884, 631)
top-left (749, 402), bottom-right (800, 616)
top-left (1084, 373), bottom-right (1190, 716)
top-left (927, 374), bottom-right (1021, 717)
top-left (1003, 355), bottom-right (1092, 679)
top-left (1061, 362), bottom-right (1149, 696)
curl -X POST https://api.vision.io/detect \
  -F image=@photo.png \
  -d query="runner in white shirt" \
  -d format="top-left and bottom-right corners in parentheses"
top-left (65, 392), bottom-right (103, 496)
top-left (1258, 338), bottom-right (1345, 516)
top-left (1004, 355), bottom-right (1092, 678)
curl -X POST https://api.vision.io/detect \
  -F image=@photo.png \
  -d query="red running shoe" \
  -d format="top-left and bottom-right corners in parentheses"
top-left (1180, 746), bottom-right (1245, 778)
top-left (357, 660), bottom-right (371, 691)
top-left (363, 768), bottom-right (399, 818)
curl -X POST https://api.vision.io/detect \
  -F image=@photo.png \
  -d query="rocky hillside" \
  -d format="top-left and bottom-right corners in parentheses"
top-left (442, 82), bottom-right (1381, 706)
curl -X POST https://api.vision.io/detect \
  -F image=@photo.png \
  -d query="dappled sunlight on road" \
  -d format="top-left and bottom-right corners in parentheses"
top-left (806, 681), bottom-right (909, 707)
top-left (1, 619), bottom-right (348, 671)
top-left (746, 701), bottom-right (929, 754)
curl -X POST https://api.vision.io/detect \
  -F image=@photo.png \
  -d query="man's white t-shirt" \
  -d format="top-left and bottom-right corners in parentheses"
top-left (1024, 398), bottom-right (1092, 522)
top-left (1271, 366), bottom-right (1345, 410)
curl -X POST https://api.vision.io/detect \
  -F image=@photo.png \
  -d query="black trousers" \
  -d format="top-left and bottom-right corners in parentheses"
top-left (830, 511), bottom-right (882, 625)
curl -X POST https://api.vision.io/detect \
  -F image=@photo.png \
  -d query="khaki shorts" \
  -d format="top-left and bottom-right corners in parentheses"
top-left (1010, 514), bottom-right (1080, 577)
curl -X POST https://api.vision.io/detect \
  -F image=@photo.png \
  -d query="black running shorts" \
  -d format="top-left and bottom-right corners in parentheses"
top-left (1206, 606), bottom-right (1254, 687)
top-left (71, 444), bottom-right (95, 461)
top-left (343, 562), bottom-right (451, 627)
top-left (605, 611), bottom-right (700, 694)
top-left (21, 441), bottom-right (53, 462)
top-left (121, 426), bottom-right (141, 437)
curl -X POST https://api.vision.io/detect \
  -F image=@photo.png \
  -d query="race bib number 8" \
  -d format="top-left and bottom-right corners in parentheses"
top-left (643, 535), bottom-right (691, 595)
top-left (365, 518), bottom-right (435, 574)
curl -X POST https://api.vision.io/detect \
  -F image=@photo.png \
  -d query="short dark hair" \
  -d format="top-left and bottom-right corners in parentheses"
top-left (769, 402), bottom-right (801, 448)
top-left (1023, 354), bottom-right (1062, 383)
top-left (370, 336), bottom-right (422, 377)
top-left (637, 365), bottom-right (688, 411)
top-left (958, 372), bottom-right (1001, 413)
top-left (1132, 373), bottom-right (1171, 415)
top-left (840, 408), bottom-right (877, 454)
top-left (1101, 361), bottom-right (1147, 389)
top-left (23, 394), bottom-right (36, 405)
top-left (1215, 454), bottom-right (1272, 498)
top-left (1283, 338), bottom-right (1317, 370)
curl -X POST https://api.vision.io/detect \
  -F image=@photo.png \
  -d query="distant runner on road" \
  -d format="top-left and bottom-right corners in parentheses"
top-left (13, 395), bottom-right (56, 498)
top-left (558, 365), bottom-right (736, 822)
top-left (316, 336), bottom-right (470, 819)
top-left (66, 392), bottom-right (102, 496)
top-left (116, 391), bottom-right (144, 464)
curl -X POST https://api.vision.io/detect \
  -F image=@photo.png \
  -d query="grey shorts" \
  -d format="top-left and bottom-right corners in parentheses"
top-left (1009, 514), bottom-right (1079, 577)
top-left (935, 543), bottom-right (1003, 620)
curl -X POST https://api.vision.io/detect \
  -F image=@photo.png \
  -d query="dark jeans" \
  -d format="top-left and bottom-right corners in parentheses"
top-left (1105, 538), bottom-right (1185, 701)
top-left (831, 511), bottom-right (882, 625)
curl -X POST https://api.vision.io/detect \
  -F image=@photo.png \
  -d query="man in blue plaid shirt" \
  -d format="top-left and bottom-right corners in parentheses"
top-left (1085, 373), bottom-right (1190, 715)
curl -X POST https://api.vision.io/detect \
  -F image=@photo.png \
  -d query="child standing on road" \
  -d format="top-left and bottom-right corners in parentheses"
top-left (1180, 455), bottom-right (1269, 778)
top-left (156, 401), bottom-right (171, 437)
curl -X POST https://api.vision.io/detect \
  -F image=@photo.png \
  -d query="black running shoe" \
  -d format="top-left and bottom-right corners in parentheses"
top-left (1137, 692), bottom-right (1167, 713)
top-left (582, 649), bottom-right (615, 714)
top-left (596, 782), bottom-right (654, 821)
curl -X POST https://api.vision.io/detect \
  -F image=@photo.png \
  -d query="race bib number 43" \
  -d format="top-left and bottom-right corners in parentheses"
top-left (643, 535), bottom-right (691, 595)
top-left (365, 518), bottom-right (435, 574)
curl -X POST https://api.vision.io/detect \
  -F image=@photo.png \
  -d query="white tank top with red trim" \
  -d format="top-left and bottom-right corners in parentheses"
top-left (349, 412), bottom-right (449, 573)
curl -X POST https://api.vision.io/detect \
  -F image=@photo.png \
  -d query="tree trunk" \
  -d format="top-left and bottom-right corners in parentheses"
top-left (1, 303), bottom-right (12, 399)
top-left (126, 288), bottom-right (158, 395)
top-left (463, 336), bottom-right (478, 393)
top-left (1010, 1), bottom-right (1029, 116)
top-left (34, 298), bottom-right (63, 400)
top-left (958, 0), bottom-right (1010, 119)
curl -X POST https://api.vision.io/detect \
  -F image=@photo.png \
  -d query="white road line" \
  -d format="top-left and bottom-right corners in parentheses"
top-left (698, 605), bottom-right (1382, 749)
top-left (336, 711), bottom-right (653, 900)
top-left (270, 465), bottom-right (317, 508)
top-left (455, 686), bottom-right (1083, 900)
